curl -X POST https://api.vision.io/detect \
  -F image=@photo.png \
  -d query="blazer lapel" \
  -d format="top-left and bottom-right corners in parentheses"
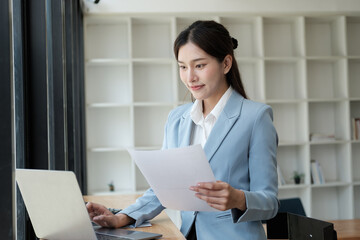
top-left (204, 92), bottom-right (244, 162)
top-left (178, 109), bottom-right (193, 147)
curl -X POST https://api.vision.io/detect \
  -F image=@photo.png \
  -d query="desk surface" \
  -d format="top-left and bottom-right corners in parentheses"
top-left (85, 194), bottom-right (360, 240)
top-left (330, 219), bottom-right (360, 240)
top-left (84, 194), bottom-right (185, 240)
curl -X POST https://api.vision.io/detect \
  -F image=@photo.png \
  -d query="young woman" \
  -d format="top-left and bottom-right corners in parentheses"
top-left (87, 20), bottom-right (279, 240)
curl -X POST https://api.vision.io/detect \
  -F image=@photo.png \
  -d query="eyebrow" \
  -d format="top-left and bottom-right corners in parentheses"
top-left (177, 58), bottom-right (207, 64)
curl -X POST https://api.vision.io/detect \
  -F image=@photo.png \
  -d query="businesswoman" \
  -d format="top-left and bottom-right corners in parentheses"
top-left (87, 20), bottom-right (279, 240)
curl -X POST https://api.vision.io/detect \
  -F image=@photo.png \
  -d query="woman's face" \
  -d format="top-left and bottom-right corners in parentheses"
top-left (177, 42), bottom-right (230, 104)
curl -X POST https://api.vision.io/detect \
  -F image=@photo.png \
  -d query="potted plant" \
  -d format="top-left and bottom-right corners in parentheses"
top-left (292, 171), bottom-right (304, 184)
top-left (108, 181), bottom-right (115, 192)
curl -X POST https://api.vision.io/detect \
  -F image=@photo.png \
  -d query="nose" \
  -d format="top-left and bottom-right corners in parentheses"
top-left (187, 68), bottom-right (197, 83)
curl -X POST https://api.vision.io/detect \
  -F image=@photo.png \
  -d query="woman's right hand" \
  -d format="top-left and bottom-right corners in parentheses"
top-left (86, 202), bottom-right (135, 228)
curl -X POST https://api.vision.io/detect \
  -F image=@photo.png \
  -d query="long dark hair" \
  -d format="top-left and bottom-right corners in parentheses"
top-left (174, 20), bottom-right (248, 99)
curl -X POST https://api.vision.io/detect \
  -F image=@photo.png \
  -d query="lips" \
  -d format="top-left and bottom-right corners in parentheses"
top-left (190, 85), bottom-right (204, 91)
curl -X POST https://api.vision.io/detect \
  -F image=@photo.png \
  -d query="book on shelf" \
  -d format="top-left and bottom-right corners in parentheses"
top-left (316, 161), bottom-right (325, 184)
top-left (352, 118), bottom-right (360, 140)
top-left (310, 159), bottom-right (325, 185)
top-left (277, 165), bottom-right (286, 186)
top-left (309, 133), bottom-right (336, 142)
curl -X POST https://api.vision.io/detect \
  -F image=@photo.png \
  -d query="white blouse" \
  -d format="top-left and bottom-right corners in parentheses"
top-left (190, 87), bottom-right (233, 147)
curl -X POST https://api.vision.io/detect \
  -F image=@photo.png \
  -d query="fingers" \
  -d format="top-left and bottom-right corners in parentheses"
top-left (194, 193), bottom-right (229, 211)
top-left (93, 215), bottom-right (115, 228)
top-left (86, 202), bottom-right (98, 219)
top-left (189, 181), bottom-right (229, 195)
top-left (86, 202), bottom-right (95, 213)
top-left (189, 181), bottom-right (235, 211)
top-left (190, 181), bottom-right (227, 190)
top-left (86, 202), bottom-right (112, 221)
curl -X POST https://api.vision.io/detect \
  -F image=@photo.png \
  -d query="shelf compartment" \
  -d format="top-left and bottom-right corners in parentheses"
top-left (352, 142), bottom-right (360, 182)
top-left (346, 17), bottom-right (360, 56)
top-left (311, 186), bottom-right (352, 220)
top-left (269, 102), bottom-right (308, 143)
top-left (133, 62), bottom-right (174, 103)
top-left (135, 165), bottom-right (150, 191)
top-left (310, 143), bottom-right (351, 183)
top-left (350, 101), bottom-right (360, 117)
top-left (265, 59), bottom-right (306, 100)
top-left (309, 102), bottom-right (349, 142)
top-left (86, 107), bottom-right (132, 148)
top-left (134, 106), bottom-right (172, 147)
top-left (86, 64), bottom-right (131, 105)
top-left (350, 101), bottom-right (360, 140)
top-left (277, 145), bottom-right (309, 185)
top-left (238, 60), bottom-right (264, 101)
top-left (85, 18), bottom-right (129, 59)
top-left (263, 17), bottom-right (303, 57)
top-left (87, 151), bottom-right (133, 194)
top-left (355, 186), bottom-right (360, 218)
top-left (348, 59), bottom-right (360, 99)
top-left (307, 59), bottom-right (347, 100)
top-left (305, 17), bottom-right (345, 57)
top-left (132, 18), bottom-right (172, 58)
top-left (221, 17), bottom-right (262, 57)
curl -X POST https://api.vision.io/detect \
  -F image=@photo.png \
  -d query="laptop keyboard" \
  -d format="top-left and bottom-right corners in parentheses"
top-left (96, 233), bottom-right (128, 240)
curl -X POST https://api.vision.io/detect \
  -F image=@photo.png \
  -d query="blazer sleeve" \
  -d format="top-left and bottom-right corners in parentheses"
top-left (231, 104), bottom-right (279, 223)
top-left (119, 188), bottom-right (165, 227)
top-left (119, 117), bottom-right (172, 227)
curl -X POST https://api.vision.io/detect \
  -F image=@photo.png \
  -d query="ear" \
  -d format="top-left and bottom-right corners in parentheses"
top-left (223, 54), bottom-right (232, 74)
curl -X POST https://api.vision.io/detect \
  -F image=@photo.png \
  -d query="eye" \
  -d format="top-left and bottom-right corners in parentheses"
top-left (178, 65), bottom-right (187, 70)
top-left (196, 64), bottom-right (205, 69)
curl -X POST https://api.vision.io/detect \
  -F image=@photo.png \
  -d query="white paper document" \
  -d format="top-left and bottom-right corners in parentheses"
top-left (127, 145), bottom-right (218, 211)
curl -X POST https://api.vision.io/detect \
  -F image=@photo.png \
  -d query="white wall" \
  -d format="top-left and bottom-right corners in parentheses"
top-left (81, 0), bottom-right (360, 15)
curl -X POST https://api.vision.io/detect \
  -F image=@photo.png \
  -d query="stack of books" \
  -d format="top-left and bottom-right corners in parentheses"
top-left (352, 118), bottom-right (360, 140)
top-left (277, 165), bottom-right (286, 186)
top-left (310, 159), bottom-right (325, 185)
top-left (309, 133), bottom-right (336, 142)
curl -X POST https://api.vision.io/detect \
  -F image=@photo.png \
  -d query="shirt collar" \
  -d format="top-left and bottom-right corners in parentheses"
top-left (190, 99), bottom-right (203, 125)
top-left (190, 86), bottom-right (233, 125)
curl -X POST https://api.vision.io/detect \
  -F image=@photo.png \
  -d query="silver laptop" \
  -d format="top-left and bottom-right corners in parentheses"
top-left (15, 169), bottom-right (162, 240)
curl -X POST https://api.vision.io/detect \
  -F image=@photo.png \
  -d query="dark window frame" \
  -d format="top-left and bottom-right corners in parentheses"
top-left (0, 0), bottom-right (14, 239)
top-left (0, 0), bottom-right (86, 239)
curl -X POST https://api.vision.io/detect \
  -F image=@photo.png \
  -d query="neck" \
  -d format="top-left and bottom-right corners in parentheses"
top-left (202, 86), bottom-right (229, 117)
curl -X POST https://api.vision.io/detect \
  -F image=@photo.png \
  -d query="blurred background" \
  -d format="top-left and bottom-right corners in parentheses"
top-left (1, 0), bottom-right (360, 239)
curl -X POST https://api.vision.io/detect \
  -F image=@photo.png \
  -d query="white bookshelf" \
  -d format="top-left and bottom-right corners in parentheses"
top-left (84, 14), bottom-right (360, 220)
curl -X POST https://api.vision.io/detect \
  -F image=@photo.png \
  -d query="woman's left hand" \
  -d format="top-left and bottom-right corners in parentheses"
top-left (189, 180), bottom-right (247, 211)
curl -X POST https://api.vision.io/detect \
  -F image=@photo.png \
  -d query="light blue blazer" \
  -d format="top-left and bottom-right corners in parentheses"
top-left (121, 91), bottom-right (279, 240)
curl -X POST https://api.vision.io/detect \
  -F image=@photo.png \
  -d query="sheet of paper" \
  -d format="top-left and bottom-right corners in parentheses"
top-left (127, 221), bottom-right (152, 228)
top-left (127, 145), bottom-right (218, 211)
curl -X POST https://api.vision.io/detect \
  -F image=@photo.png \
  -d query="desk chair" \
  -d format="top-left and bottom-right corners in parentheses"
top-left (266, 212), bottom-right (337, 240)
top-left (262, 197), bottom-right (306, 224)
top-left (278, 197), bottom-right (306, 216)
top-left (266, 198), bottom-right (311, 239)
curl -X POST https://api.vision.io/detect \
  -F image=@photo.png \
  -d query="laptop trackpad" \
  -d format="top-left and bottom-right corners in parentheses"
top-left (94, 226), bottom-right (162, 240)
